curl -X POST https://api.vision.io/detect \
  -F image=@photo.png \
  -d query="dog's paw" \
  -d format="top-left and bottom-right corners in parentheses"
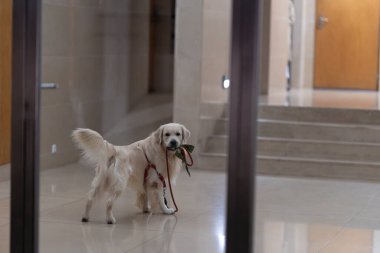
top-left (164, 208), bottom-right (175, 215)
top-left (107, 217), bottom-right (116, 225)
top-left (81, 217), bottom-right (89, 223)
top-left (143, 208), bottom-right (151, 214)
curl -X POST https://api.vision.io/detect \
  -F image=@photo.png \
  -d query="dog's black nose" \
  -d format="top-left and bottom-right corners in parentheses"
top-left (170, 140), bottom-right (178, 148)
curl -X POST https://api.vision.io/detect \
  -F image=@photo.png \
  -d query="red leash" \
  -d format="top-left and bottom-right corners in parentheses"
top-left (166, 146), bottom-right (194, 212)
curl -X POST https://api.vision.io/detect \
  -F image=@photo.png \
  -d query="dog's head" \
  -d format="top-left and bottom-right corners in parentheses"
top-left (154, 123), bottom-right (191, 150)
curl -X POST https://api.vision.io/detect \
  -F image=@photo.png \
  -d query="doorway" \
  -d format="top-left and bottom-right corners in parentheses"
top-left (0, 0), bottom-right (12, 165)
top-left (148, 0), bottom-right (175, 93)
top-left (314, 0), bottom-right (380, 90)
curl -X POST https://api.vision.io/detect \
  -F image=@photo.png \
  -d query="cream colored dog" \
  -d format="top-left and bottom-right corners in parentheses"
top-left (72, 123), bottom-right (190, 224)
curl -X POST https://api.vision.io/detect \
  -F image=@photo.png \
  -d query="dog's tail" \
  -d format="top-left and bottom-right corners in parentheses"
top-left (72, 128), bottom-right (116, 168)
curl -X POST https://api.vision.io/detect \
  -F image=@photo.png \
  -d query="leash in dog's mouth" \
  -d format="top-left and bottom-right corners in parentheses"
top-left (165, 144), bottom-right (195, 213)
top-left (172, 144), bottom-right (194, 177)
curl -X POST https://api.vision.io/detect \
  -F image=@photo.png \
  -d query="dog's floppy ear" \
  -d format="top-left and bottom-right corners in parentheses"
top-left (181, 125), bottom-right (191, 144)
top-left (154, 126), bottom-right (164, 144)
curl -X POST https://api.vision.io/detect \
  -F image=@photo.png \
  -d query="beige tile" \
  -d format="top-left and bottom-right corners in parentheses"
top-left (77, 0), bottom-right (111, 9)
top-left (39, 221), bottom-right (162, 253)
top-left (255, 240), bottom-right (322, 253)
top-left (0, 191), bottom-right (8, 200)
top-left (42, 4), bottom-right (71, 57)
top-left (40, 166), bottom-right (226, 225)
top-left (40, 103), bottom-right (77, 156)
top-left (0, 198), bottom-right (9, 219)
top-left (304, 57), bottom-right (315, 88)
top-left (0, 181), bottom-right (10, 195)
top-left (69, 56), bottom-right (104, 102)
top-left (271, 0), bottom-right (290, 19)
top-left (101, 56), bottom-right (129, 98)
top-left (203, 0), bottom-right (231, 12)
top-left (270, 18), bottom-right (289, 58)
top-left (201, 10), bottom-right (231, 88)
top-left (71, 7), bottom-right (104, 57)
top-left (0, 195), bottom-right (78, 219)
top-left (40, 148), bottom-right (79, 171)
top-left (41, 56), bottom-right (71, 107)
top-left (177, 0), bottom-right (202, 12)
top-left (305, 0), bottom-right (316, 20)
top-left (124, 0), bottom-right (150, 14)
top-left (39, 164), bottom-right (93, 198)
top-left (305, 22), bottom-right (316, 58)
top-left (43, 0), bottom-right (71, 6)
top-left (128, 229), bottom-right (225, 253)
top-left (354, 203), bottom-right (380, 221)
top-left (261, 89), bottom-right (380, 110)
top-left (201, 85), bottom-right (229, 102)
top-left (0, 223), bottom-right (9, 253)
top-left (40, 196), bottom-right (79, 212)
top-left (320, 227), bottom-right (375, 253)
top-left (202, 10), bottom-right (231, 54)
top-left (0, 218), bottom-right (9, 226)
top-left (0, 164), bottom-right (10, 182)
top-left (346, 217), bottom-right (380, 230)
top-left (127, 52), bottom-right (150, 109)
top-left (268, 56), bottom-right (288, 92)
top-left (10, 161), bottom-right (380, 253)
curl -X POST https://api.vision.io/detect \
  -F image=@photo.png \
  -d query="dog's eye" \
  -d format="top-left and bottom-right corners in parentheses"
top-left (165, 133), bottom-right (170, 137)
top-left (175, 132), bottom-right (181, 136)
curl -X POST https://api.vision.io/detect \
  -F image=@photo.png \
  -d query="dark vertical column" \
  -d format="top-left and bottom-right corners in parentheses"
top-left (11, 0), bottom-right (41, 252)
top-left (226, 0), bottom-right (261, 252)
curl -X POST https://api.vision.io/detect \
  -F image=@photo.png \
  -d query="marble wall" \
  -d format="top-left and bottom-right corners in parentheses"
top-left (291, 0), bottom-right (316, 90)
top-left (173, 0), bottom-right (232, 154)
top-left (173, 0), bottom-right (203, 147)
top-left (268, 0), bottom-right (316, 94)
top-left (268, 0), bottom-right (290, 94)
top-left (40, 0), bottom-right (171, 170)
top-left (200, 0), bottom-right (231, 102)
top-left (150, 0), bottom-right (175, 93)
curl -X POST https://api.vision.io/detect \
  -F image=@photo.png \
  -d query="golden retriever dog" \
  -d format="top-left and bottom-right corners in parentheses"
top-left (72, 123), bottom-right (190, 224)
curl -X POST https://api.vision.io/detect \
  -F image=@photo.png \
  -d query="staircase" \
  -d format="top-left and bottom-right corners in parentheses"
top-left (198, 102), bottom-right (380, 181)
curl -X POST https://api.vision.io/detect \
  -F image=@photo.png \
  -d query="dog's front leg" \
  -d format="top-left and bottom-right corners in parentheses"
top-left (147, 182), bottom-right (175, 215)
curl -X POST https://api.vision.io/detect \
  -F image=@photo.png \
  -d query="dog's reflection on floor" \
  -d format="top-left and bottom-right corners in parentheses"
top-left (80, 214), bottom-right (178, 253)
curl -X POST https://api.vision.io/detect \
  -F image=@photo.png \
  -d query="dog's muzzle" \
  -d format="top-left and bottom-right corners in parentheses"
top-left (168, 140), bottom-right (178, 150)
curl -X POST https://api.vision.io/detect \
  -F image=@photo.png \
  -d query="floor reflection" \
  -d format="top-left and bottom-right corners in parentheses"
top-left (37, 163), bottom-right (226, 253)
top-left (79, 215), bottom-right (177, 253)
top-left (255, 176), bottom-right (380, 253)
top-left (3, 162), bottom-right (380, 252)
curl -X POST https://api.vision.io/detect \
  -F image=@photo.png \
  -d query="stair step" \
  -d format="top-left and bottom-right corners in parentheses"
top-left (199, 103), bottom-right (380, 180)
top-left (201, 117), bottom-right (380, 143)
top-left (197, 153), bottom-right (227, 171)
top-left (205, 136), bottom-right (380, 163)
top-left (259, 119), bottom-right (380, 143)
top-left (197, 153), bottom-right (380, 181)
top-left (259, 105), bottom-right (380, 125)
top-left (201, 102), bottom-right (380, 125)
top-left (258, 156), bottom-right (380, 181)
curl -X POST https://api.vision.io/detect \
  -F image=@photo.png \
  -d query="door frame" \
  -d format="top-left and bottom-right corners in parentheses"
top-left (11, 0), bottom-right (41, 252)
top-left (226, 0), bottom-right (261, 252)
top-left (9, 0), bottom-right (261, 253)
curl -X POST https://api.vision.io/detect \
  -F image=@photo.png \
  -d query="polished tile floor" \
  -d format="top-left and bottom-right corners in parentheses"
top-left (2, 164), bottom-right (380, 252)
